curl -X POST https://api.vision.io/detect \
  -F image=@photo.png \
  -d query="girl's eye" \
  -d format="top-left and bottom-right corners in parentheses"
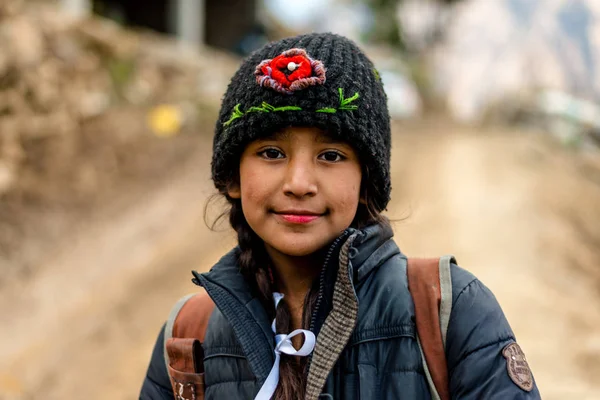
top-left (319, 151), bottom-right (345, 162)
top-left (259, 148), bottom-right (285, 159)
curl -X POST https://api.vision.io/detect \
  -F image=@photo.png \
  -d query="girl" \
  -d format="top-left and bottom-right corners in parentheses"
top-left (140, 33), bottom-right (541, 399)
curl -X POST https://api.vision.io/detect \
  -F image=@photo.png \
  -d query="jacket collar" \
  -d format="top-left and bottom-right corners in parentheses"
top-left (347, 221), bottom-right (399, 281)
top-left (192, 221), bottom-right (399, 387)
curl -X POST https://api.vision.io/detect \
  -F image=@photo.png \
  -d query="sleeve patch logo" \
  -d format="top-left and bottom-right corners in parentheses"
top-left (502, 342), bottom-right (534, 392)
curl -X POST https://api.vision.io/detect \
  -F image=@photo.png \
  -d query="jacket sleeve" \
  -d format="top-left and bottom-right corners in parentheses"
top-left (139, 324), bottom-right (174, 400)
top-left (446, 265), bottom-right (541, 399)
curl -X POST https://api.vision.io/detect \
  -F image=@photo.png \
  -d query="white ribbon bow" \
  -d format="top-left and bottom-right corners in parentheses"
top-left (254, 292), bottom-right (316, 400)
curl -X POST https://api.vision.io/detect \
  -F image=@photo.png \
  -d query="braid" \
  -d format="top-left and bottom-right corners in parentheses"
top-left (228, 199), bottom-right (272, 312)
top-left (228, 199), bottom-right (308, 399)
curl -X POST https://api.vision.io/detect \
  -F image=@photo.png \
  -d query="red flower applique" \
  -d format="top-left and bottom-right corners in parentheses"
top-left (255, 48), bottom-right (326, 95)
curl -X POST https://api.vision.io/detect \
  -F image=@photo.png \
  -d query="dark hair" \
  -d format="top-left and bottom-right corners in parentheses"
top-left (206, 165), bottom-right (388, 399)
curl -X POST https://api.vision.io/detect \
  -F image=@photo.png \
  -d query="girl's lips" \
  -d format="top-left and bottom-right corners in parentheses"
top-left (277, 214), bottom-right (321, 224)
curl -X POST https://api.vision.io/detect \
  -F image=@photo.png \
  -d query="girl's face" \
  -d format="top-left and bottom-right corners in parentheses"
top-left (228, 127), bottom-right (362, 257)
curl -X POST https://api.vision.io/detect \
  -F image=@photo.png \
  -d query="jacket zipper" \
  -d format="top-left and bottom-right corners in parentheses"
top-left (308, 229), bottom-right (350, 333)
top-left (305, 229), bottom-right (350, 375)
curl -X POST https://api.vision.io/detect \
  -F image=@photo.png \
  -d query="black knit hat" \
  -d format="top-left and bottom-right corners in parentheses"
top-left (212, 33), bottom-right (391, 212)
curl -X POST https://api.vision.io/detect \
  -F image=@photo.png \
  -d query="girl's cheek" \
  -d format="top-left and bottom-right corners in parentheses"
top-left (240, 162), bottom-right (267, 191)
top-left (332, 168), bottom-right (361, 194)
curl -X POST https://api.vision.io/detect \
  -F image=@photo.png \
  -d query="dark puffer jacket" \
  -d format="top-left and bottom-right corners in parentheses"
top-left (140, 223), bottom-right (541, 399)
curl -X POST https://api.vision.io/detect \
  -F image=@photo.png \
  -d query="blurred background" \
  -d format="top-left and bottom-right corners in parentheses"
top-left (1, 0), bottom-right (600, 399)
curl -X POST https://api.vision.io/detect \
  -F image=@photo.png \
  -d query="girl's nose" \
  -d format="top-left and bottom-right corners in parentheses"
top-left (282, 157), bottom-right (318, 198)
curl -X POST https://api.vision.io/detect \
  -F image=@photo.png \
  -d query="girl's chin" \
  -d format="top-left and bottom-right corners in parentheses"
top-left (270, 245), bottom-right (321, 258)
top-left (265, 237), bottom-right (328, 258)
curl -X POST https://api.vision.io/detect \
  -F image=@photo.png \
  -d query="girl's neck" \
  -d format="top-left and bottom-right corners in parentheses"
top-left (265, 245), bottom-right (324, 329)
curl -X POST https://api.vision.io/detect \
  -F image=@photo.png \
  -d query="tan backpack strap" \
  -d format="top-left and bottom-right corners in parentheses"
top-left (163, 289), bottom-right (215, 400)
top-left (438, 255), bottom-right (454, 347)
top-left (171, 290), bottom-right (215, 341)
top-left (166, 338), bottom-right (206, 400)
top-left (164, 294), bottom-right (196, 373)
top-left (407, 255), bottom-right (455, 400)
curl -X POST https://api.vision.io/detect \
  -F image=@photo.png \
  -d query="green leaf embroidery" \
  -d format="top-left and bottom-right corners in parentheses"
top-left (316, 108), bottom-right (337, 113)
top-left (338, 88), bottom-right (359, 111)
top-left (247, 102), bottom-right (302, 113)
top-left (225, 102), bottom-right (302, 126)
top-left (274, 105), bottom-right (303, 112)
top-left (223, 89), bottom-right (359, 128)
top-left (223, 104), bottom-right (244, 126)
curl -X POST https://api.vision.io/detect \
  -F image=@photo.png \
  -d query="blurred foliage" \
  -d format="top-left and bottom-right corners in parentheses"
top-left (360, 0), bottom-right (461, 49)
top-left (107, 57), bottom-right (136, 98)
top-left (362, 0), bottom-right (404, 48)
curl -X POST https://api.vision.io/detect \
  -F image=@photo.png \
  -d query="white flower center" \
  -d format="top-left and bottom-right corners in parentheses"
top-left (287, 62), bottom-right (298, 72)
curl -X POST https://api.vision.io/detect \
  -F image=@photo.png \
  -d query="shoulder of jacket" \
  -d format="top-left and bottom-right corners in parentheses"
top-left (354, 255), bottom-right (413, 323)
top-left (362, 255), bottom-right (483, 312)
top-left (357, 253), bottom-right (409, 289)
top-left (448, 262), bottom-right (479, 305)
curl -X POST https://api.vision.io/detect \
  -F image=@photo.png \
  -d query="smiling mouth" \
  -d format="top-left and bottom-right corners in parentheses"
top-left (272, 210), bottom-right (325, 224)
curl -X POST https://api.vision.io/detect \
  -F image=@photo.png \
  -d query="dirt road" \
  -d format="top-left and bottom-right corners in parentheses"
top-left (390, 120), bottom-right (600, 399)
top-left (1, 120), bottom-right (599, 399)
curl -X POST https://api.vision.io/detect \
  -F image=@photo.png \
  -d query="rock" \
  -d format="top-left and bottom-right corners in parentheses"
top-left (19, 111), bottom-right (78, 139)
top-left (1, 17), bottom-right (45, 68)
top-left (75, 17), bottom-right (139, 58)
top-left (36, 5), bottom-right (80, 35)
top-left (122, 63), bottom-right (162, 105)
top-left (27, 65), bottom-right (63, 112)
top-left (78, 92), bottom-right (110, 119)
top-left (0, 121), bottom-right (25, 164)
top-left (0, 0), bottom-right (24, 20)
top-left (49, 32), bottom-right (85, 63)
top-left (0, 47), bottom-right (8, 76)
top-left (0, 161), bottom-right (16, 195)
top-left (2, 89), bottom-right (29, 115)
